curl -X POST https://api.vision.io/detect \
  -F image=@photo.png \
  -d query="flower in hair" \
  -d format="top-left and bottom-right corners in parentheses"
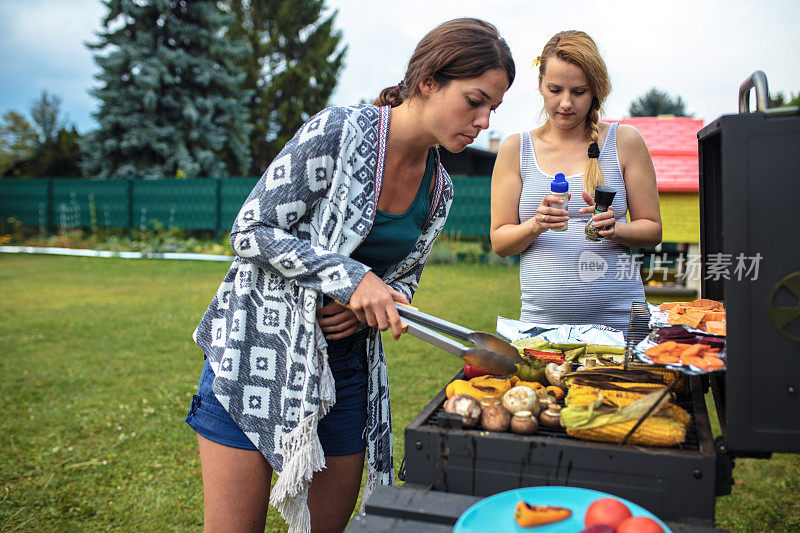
top-left (532, 56), bottom-right (541, 67)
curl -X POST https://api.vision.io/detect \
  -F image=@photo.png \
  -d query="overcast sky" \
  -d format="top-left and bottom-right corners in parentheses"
top-left (1, 0), bottom-right (798, 150)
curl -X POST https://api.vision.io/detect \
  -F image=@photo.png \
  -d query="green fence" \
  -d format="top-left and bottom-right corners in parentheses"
top-left (0, 177), bottom-right (492, 238)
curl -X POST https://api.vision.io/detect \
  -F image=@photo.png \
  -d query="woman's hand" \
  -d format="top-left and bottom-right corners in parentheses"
top-left (535, 193), bottom-right (570, 232)
top-left (317, 301), bottom-right (360, 340)
top-left (580, 190), bottom-right (616, 237)
top-left (347, 271), bottom-right (409, 340)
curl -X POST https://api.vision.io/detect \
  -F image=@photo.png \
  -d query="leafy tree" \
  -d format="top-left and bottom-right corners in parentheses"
top-left (629, 88), bottom-right (691, 117)
top-left (769, 91), bottom-right (800, 108)
top-left (30, 90), bottom-right (67, 145)
top-left (81, 0), bottom-right (253, 178)
top-left (227, 0), bottom-right (346, 175)
top-left (6, 126), bottom-right (83, 178)
top-left (0, 111), bottom-right (38, 175)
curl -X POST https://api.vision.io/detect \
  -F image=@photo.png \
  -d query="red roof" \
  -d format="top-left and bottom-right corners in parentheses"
top-left (603, 116), bottom-right (704, 193)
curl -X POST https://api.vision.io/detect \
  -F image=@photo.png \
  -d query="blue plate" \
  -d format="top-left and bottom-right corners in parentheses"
top-left (454, 486), bottom-right (671, 533)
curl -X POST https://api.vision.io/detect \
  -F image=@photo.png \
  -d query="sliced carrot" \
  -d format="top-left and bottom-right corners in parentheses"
top-left (645, 347), bottom-right (664, 358)
top-left (680, 344), bottom-right (705, 359)
top-left (651, 355), bottom-right (681, 364)
top-left (682, 355), bottom-right (710, 371)
top-left (645, 341), bottom-right (675, 357)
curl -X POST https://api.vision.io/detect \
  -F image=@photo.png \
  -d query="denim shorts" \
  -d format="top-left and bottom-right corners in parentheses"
top-left (185, 329), bottom-right (369, 456)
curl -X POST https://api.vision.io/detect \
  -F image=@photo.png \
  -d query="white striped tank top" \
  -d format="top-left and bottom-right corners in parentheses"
top-left (518, 123), bottom-right (646, 335)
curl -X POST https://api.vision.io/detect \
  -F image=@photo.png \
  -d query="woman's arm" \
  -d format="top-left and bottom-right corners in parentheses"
top-left (490, 134), bottom-right (567, 257)
top-left (229, 107), bottom-right (371, 304)
top-left (588, 125), bottom-right (662, 248)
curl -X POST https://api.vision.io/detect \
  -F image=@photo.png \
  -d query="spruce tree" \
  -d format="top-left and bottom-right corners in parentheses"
top-left (227, 0), bottom-right (346, 174)
top-left (81, 0), bottom-right (252, 178)
top-left (629, 88), bottom-right (691, 117)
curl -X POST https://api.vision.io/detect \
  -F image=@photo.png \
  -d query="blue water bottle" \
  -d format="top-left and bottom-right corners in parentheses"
top-left (550, 173), bottom-right (569, 232)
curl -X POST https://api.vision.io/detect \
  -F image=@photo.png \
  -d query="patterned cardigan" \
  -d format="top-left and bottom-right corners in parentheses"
top-left (192, 104), bottom-right (453, 532)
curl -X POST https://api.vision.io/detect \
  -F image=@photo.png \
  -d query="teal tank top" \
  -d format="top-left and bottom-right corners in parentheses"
top-left (352, 149), bottom-right (434, 276)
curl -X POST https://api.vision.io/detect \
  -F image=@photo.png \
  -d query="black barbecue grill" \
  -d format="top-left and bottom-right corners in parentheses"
top-left (402, 308), bottom-right (721, 525)
top-left (396, 72), bottom-right (800, 529)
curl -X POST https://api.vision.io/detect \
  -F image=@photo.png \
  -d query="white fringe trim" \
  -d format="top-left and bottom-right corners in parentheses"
top-left (316, 322), bottom-right (336, 416)
top-left (269, 415), bottom-right (327, 533)
top-left (359, 462), bottom-right (379, 514)
top-left (268, 336), bottom-right (337, 532)
top-left (318, 357), bottom-right (336, 414)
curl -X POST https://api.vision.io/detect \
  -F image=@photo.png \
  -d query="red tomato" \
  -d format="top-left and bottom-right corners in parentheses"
top-left (584, 498), bottom-right (632, 530)
top-left (617, 517), bottom-right (665, 533)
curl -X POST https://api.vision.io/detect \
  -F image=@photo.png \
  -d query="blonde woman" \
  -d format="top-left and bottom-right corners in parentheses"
top-left (491, 31), bottom-right (661, 334)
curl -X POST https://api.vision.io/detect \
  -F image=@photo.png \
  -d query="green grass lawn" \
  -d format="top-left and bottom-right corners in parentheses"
top-left (1, 254), bottom-right (797, 531)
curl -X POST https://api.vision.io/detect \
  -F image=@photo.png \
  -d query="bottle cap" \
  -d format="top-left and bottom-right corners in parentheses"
top-left (594, 186), bottom-right (617, 210)
top-left (551, 173), bottom-right (569, 193)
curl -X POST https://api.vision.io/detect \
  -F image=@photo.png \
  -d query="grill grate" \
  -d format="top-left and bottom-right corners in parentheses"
top-left (624, 301), bottom-right (652, 368)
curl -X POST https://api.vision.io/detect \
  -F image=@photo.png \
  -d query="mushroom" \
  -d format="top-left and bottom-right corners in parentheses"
top-left (545, 362), bottom-right (571, 389)
top-left (502, 385), bottom-right (541, 416)
top-left (539, 404), bottom-right (562, 429)
top-left (481, 403), bottom-right (511, 432)
top-left (539, 394), bottom-right (559, 411)
top-left (510, 410), bottom-right (539, 435)
top-left (443, 394), bottom-right (482, 428)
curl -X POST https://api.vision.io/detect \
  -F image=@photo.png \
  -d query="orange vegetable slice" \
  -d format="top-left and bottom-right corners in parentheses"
top-left (514, 501), bottom-right (572, 527)
top-left (659, 301), bottom-right (688, 311)
top-left (680, 344), bottom-right (705, 359)
top-left (703, 311), bottom-right (726, 323)
top-left (650, 355), bottom-right (681, 364)
top-left (667, 310), bottom-right (682, 324)
top-left (691, 298), bottom-right (724, 310)
top-left (674, 310), bottom-right (706, 329)
top-left (682, 355), bottom-right (710, 371)
top-left (546, 386), bottom-right (566, 401)
top-left (705, 321), bottom-right (726, 336)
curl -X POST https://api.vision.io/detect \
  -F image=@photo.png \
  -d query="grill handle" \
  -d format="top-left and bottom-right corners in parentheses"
top-left (738, 70), bottom-right (770, 113)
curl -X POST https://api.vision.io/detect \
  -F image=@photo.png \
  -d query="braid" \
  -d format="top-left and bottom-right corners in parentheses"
top-left (582, 100), bottom-right (605, 194)
top-left (373, 83), bottom-right (407, 107)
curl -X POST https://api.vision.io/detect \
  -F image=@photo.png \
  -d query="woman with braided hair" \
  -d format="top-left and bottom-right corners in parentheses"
top-left (490, 30), bottom-right (661, 335)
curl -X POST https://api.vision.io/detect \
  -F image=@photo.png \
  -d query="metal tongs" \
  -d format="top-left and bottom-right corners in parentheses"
top-left (396, 303), bottom-right (524, 376)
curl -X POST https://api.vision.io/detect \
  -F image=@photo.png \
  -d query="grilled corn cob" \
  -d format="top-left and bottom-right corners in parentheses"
top-left (566, 384), bottom-right (691, 427)
top-left (565, 417), bottom-right (686, 447)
